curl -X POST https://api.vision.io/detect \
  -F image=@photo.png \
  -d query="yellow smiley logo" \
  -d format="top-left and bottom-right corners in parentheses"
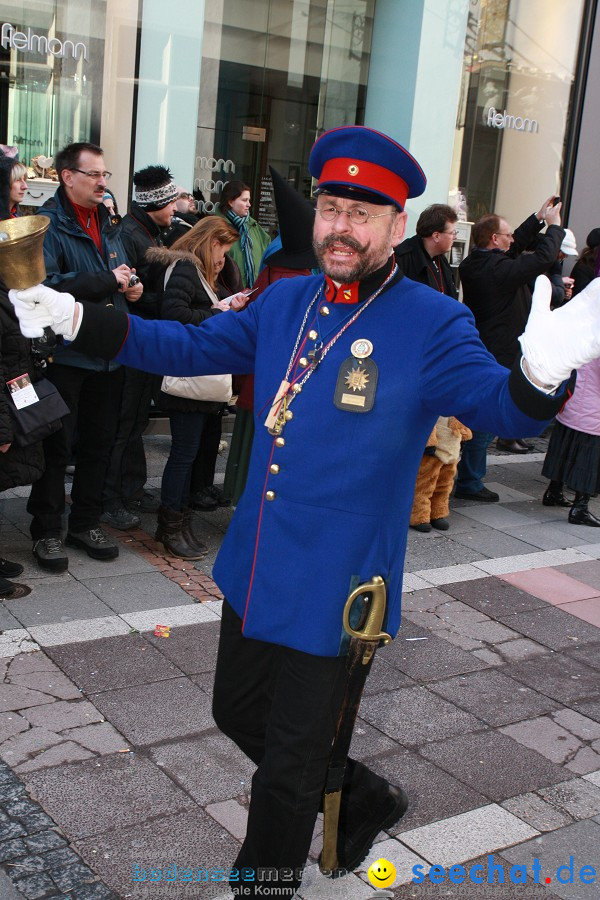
top-left (367, 857), bottom-right (397, 888)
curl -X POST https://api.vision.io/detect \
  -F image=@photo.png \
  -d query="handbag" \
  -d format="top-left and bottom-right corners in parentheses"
top-left (160, 260), bottom-right (233, 403)
top-left (6, 377), bottom-right (69, 447)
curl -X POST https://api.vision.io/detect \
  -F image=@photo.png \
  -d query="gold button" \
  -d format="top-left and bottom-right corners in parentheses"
top-left (275, 437), bottom-right (285, 447)
top-left (320, 305), bottom-right (330, 316)
top-left (266, 490), bottom-right (276, 501)
top-left (291, 383), bottom-right (302, 393)
top-left (308, 329), bottom-right (318, 340)
top-left (270, 464), bottom-right (280, 474)
top-left (299, 357), bottom-right (309, 367)
top-left (284, 410), bottom-right (293, 421)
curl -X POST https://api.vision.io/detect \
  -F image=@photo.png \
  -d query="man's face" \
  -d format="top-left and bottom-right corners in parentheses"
top-left (434, 220), bottom-right (457, 255)
top-left (61, 151), bottom-right (107, 208)
top-left (494, 219), bottom-right (514, 252)
top-left (148, 200), bottom-right (177, 227)
top-left (313, 195), bottom-right (407, 283)
top-left (175, 192), bottom-right (195, 214)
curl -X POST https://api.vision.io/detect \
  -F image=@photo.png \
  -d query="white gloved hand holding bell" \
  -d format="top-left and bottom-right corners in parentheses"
top-left (519, 275), bottom-right (600, 388)
top-left (9, 285), bottom-right (79, 340)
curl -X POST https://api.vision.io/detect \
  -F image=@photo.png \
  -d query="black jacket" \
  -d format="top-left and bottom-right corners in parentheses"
top-left (459, 214), bottom-right (564, 368)
top-left (147, 247), bottom-right (223, 414)
top-left (394, 235), bottom-right (457, 298)
top-left (0, 289), bottom-right (45, 491)
top-left (120, 203), bottom-right (171, 319)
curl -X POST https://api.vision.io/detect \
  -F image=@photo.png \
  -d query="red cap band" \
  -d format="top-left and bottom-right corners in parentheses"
top-left (318, 158), bottom-right (410, 209)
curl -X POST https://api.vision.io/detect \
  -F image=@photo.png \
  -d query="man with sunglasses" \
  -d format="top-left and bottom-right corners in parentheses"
top-left (11, 128), bottom-right (593, 897)
top-left (455, 199), bottom-right (565, 499)
top-left (27, 142), bottom-right (142, 571)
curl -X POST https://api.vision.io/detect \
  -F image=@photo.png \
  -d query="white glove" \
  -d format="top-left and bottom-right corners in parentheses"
top-left (9, 285), bottom-right (77, 340)
top-left (519, 275), bottom-right (600, 387)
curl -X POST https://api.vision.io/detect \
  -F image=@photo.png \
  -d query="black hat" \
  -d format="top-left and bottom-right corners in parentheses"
top-left (586, 227), bottom-right (600, 249)
top-left (266, 167), bottom-right (317, 270)
top-left (133, 165), bottom-right (178, 211)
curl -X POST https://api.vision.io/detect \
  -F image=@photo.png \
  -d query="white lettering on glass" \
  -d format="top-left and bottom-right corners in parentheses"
top-left (1, 23), bottom-right (88, 60)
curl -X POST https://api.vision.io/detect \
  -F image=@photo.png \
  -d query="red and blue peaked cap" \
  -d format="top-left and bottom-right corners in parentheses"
top-left (309, 125), bottom-right (426, 211)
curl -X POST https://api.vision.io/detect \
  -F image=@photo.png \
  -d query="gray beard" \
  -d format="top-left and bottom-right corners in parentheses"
top-left (313, 234), bottom-right (382, 282)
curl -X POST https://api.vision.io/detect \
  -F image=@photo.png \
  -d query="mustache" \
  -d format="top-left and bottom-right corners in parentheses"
top-left (313, 234), bottom-right (366, 253)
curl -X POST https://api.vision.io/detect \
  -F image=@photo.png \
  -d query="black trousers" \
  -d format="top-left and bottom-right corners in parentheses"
top-left (190, 410), bottom-right (223, 495)
top-left (28, 364), bottom-right (123, 538)
top-left (103, 367), bottom-right (155, 509)
top-left (212, 600), bottom-right (390, 897)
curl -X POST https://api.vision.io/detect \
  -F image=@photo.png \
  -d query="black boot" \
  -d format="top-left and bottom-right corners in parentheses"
top-left (568, 493), bottom-right (600, 527)
top-left (182, 507), bottom-right (208, 557)
top-left (543, 480), bottom-right (571, 507)
top-left (155, 506), bottom-right (206, 558)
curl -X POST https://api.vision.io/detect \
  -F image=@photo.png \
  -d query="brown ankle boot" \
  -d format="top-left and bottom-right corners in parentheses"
top-left (155, 506), bottom-right (206, 559)
top-left (182, 507), bottom-right (208, 556)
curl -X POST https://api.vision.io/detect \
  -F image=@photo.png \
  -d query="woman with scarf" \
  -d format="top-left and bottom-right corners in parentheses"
top-left (215, 181), bottom-right (270, 288)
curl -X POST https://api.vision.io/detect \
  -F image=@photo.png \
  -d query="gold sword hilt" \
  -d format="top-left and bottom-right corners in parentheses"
top-left (342, 575), bottom-right (391, 664)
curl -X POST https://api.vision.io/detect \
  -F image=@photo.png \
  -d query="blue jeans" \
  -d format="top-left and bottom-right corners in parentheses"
top-left (455, 430), bottom-right (495, 493)
top-left (161, 410), bottom-right (208, 511)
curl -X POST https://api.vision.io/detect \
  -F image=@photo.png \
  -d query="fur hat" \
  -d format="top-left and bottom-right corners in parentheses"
top-left (133, 165), bottom-right (178, 211)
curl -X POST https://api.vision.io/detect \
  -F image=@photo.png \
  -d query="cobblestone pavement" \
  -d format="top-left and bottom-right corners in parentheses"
top-left (1, 431), bottom-right (599, 899)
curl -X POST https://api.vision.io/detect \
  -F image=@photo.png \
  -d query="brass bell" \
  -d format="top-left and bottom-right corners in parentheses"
top-left (0, 216), bottom-right (50, 289)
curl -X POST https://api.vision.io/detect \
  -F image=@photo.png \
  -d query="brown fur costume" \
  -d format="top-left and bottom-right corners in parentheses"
top-left (410, 417), bottom-right (472, 526)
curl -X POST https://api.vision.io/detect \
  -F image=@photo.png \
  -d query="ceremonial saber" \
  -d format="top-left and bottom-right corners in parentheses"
top-left (320, 575), bottom-right (391, 875)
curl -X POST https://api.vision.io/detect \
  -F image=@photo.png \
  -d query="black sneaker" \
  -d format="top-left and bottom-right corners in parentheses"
top-left (453, 487), bottom-right (499, 502)
top-left (0, 557), bottom-right (24, 578)
top-left (0, 575), bottom-right (16, 598)
top-left (66, 527), bottom-right (119, 560)
top-left (32, 537), bottom-right (68, 572)
top-left (100, 507), bottom-right (141, 530)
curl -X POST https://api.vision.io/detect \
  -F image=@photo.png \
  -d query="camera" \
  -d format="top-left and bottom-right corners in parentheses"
top-left (552, 196), bottom-right (561, 206)
top-left (128, 274), bottom-right (141, 287)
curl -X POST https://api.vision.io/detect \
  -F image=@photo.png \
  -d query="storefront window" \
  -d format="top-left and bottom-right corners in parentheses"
top-left (194, 0), bottom-right (375, 220)
top-left (450, 0), bottom-right (585, 226)
top-left (0, 1), bottom-right (104, 165)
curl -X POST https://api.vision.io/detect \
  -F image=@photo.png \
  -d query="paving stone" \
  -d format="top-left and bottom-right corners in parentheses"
top-left (476, 548), bottom-right (590, 576)
top-left (82, 572), bottom-right (195, 614)
top-left (149, 732), bottom-right (255, 805)
top-left (491, 638), bottom-right (549, 662)
top-left (144, 620), bottom-right (221, 675)
top-left (91, 678), bottom-right (213, 745)
top-left (379, 631), bottom-right (488, 682)
top-left (0, 869), bottom-right (23, 899)
top-left (572, 699), bottom-right (600, 724)
top-left (24, 830), bottom-right (68, 854)
top-left (22, 753), bottom-right (194, 839)
top-left (29, 617), bottom-right (131, 648)
top-left (9, 872), bottom-right (57, 899)
top-left (1, 728), bottom-right (63, 767)
top-left (552, 709), bottom-right (600, 741)
top-left (3, 796), bottom-right (41, 817)
top-left (412, 564), bottom-right (484, 586)
top-left (5, 654), bottom-right (58, 675)
top-left (556, 559), bottom-right (600, 589)
top-left (429, 670), bottom-right (560, 726)
top-left (0, 711), bottom-right (30, 742)
top-left (502, 791), bottom-right (573, 832)
top-left (0, 837), bottom-right (27, 861)
top-left (121, 601), bottom-right (221, 632)
top-left (499, 819), bottom-right (600, 899)
top-left (403, 534), bottom-right (486, 575)
top-left (44, 633), bottom-right (183, 694)
top-left (504, 521), bottom-right (600, 551)
top-left (565, 643), bottom-right (600, 672)
top-left (508, 654), bottom-right (600, 704)
top-left (18, 811), bottom-right (60, 833)
top-left (5, 852), bottom-right (48, 874)
top-left (69, 883), bottom-right (118, 899)
top-left (449, 527), bottom-right (539, 558)
top-left (61, 722), bottom-right (129, 755)
top-left (206, 798), bottom-right (248, 841)
top-left (0, 817), bottom-right (26, 840)
top-left (360, 686), bottom-right (483, 745)
top-left (583, 771), bottom-right (600, 788)
top-left (0, 686), bottom-right (56, 713)
top-left (368, 747), bottom-right (488, 834)
top-left (362, 656), bottom-right (415, 695)
top-left (538, 779), bottom-right (600, 820)
top-left (419, 731), bottom-right (568, 801)
top-left (74, 808), bottom-right (239, 899)
top-left (389, 863), bottom-right (562, 898)
top-left (497, 606), bottom-right (600, 651)
top-left (0, 630), bottom-right (39, 659)
top-left (0, 605), bottom-right (22, 630)
top-left (65, 544), bottom-right (156, 578)
top-left (22, 700), bottom-right (104, 732)
top-left (398, 803), bottom-right (538, 866)
top-left (16, 742), bottom-right (96, 775)
top-left (49, 859), bottom-right (96, 891)
top-left (5, 578), bottom-right (114, 627)
top-left (349, 717), bottom-right (400, 759)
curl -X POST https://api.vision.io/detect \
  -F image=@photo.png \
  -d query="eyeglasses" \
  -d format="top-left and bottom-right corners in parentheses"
top-left (69, 168), bottom-right (112, 180)
top-left (494, 231), bottom-right (514, 238)
top-left (178, 192), bottom-right (192, 199)
top-left (441, 229), bottom-right (458, 236)
top-left (317, 204), bottom-right (396, 225)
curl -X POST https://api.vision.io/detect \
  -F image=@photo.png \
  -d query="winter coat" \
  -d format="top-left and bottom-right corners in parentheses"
top-left (119, 202), bottom-right (170, 319)
top-left (0, 288), bottom-right (45, 491)
top-left (147, 246), bottom-right (224, 414)
top-left (71, 266), bottom-right (570, 656)
top-left (556, 356), bottom-right (600, 436)
top-left (214, 206), bottom-right (270, 288)
top-left (571, 258), bottom-right (596, 297)
top-left (394, 235), bottom-right (458, 298)
top-left (459, 215), bottom-right (564, 368)
top-left (39, 186), bottom-right (129, 371)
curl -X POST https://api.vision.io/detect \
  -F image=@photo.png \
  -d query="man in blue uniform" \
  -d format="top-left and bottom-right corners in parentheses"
top-left (10, 126), bottom-right (600, 897)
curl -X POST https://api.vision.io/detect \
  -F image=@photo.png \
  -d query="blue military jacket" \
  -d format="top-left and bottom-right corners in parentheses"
top-left (90, 271), bottom-right (559, 656)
